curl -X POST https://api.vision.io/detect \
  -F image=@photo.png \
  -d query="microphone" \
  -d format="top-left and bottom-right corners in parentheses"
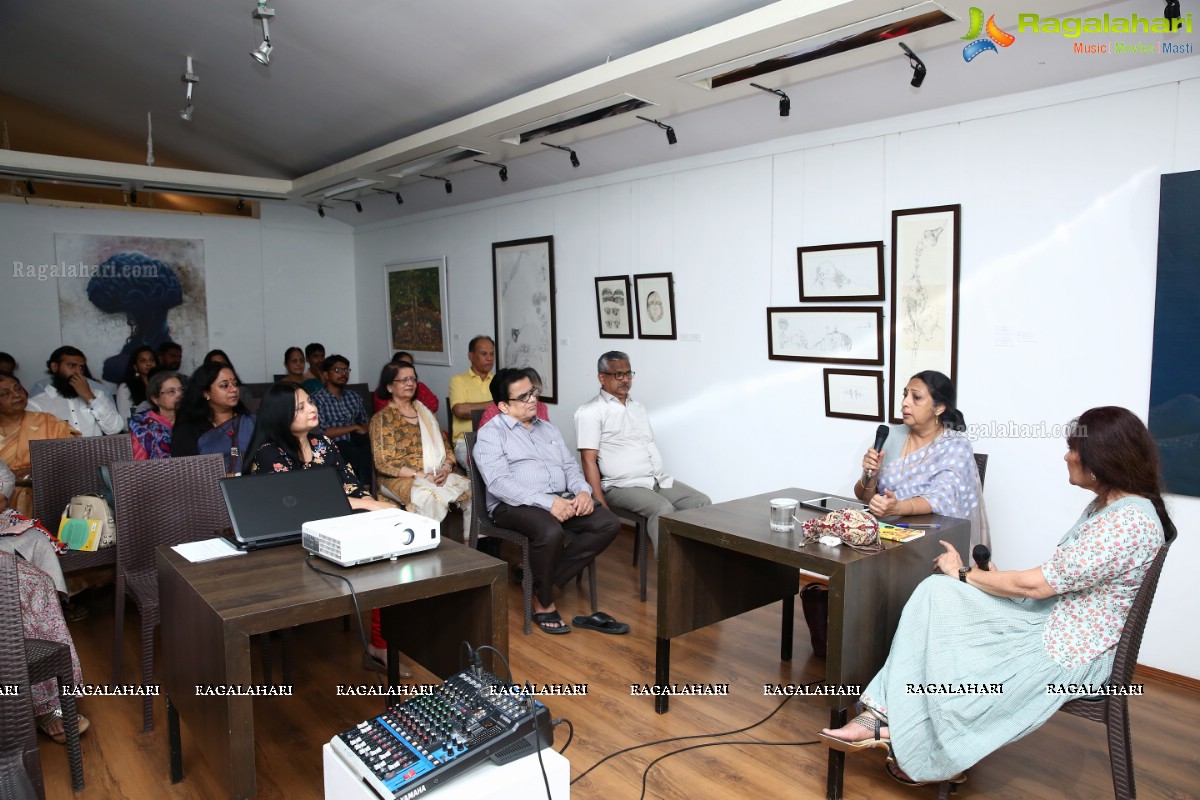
top-left (973, 544), bottom-right (991, 572)
top-left (865, 424), bottom-right (889, 479)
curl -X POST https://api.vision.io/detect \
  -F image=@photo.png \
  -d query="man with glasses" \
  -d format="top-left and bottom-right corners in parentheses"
top-left (311, 354), bottom-right (372, 487)
top-left (574, 350), bottom-right (710, 558)
top-left (474, 368), bottom-right (628, 636)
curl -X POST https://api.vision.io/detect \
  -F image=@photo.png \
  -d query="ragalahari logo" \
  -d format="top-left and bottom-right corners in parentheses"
top-left (962, 7), bottom-right (1016, 61)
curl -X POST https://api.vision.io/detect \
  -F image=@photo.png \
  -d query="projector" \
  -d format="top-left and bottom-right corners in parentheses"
top-left (302, 507), bottom-right (441, 567)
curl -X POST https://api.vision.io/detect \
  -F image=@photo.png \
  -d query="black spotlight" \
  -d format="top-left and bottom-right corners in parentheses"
top-left (419, 174), bottom-right (453, 194)
top-left (129, 189), bottom-right (138, 204)
top-left (899, 43), bottom-right (927, 88)
top-left (540, 142), bottom-right (580, 168)
top-left (394, 192), bottom-right (403, 205)
top-left (636, 116), bottom-right (678, 145)
top-left (25, 180), bottom-right (35, 195)
top-left (474, 159), bottom-right (509, 182)
top-left (354, 201), bottom-right (362, 212)
top-left (1165, 0), bottom-right (1181, 23)
top-left (236, 198), bottom-right (245, 211)
top-left (317, 204), bottom-right (326, 218)
top-left (444, 181), bottom-right (452, 194)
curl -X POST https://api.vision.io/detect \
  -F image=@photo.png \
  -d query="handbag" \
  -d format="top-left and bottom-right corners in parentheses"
top-left (58, 493), bottom-right (116, 551)
top-left (800, 582), bottom-right (829, 658)
top-left (197, 414), bottom-right (255, 475)
top-left (801, 508), bottom-right (884, 553)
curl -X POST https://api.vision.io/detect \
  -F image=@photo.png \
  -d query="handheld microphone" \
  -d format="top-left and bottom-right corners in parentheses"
top-left (972, 544), bottom-right (991, 572)
top-left (865, 424), bottom-right (889, 479)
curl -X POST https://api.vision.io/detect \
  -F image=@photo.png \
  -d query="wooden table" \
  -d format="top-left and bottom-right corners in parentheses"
top-left (655, 488), bottom-right (969, 799)
top-left (157, 539), bottom-right (507, 800)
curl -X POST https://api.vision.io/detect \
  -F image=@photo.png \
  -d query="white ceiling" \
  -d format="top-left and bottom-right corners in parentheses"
top-left (0, 0), bottom-right (1188, 223)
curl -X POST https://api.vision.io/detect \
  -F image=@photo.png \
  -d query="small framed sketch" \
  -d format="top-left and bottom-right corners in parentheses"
top-left (384, 257), bottom-right (451, 366)
top-left (766, 306), bottom-right (884, 364)
top-left (889, 204), bottom-right (961, 423)
top-left (634, 272), bottom-right (677, 340)
top-left (823, 369), bottom-right (884, 421)
top-left (594, 275), bottom-right (634, 338)
top-left (797, 241), bottom-right (885, 302)
top-left (492, 235), bottom-right (558, 403)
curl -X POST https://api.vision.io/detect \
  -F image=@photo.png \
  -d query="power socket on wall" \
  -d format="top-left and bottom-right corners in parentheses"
top-left (680, 333), bottom-right (701, 342)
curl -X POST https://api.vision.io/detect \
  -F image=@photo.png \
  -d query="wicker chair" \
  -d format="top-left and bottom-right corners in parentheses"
top-left (464, 432), bottom-right (597, 634)
top-left (0, 554), bottom-right (42, 800)
top-left (110, 454), bottom-right (229, 732)
top-left (23, 636), bottom-right (84, 792)
top-left (1055, 534), bottom-right (1173, 800)
top-left (29, 435), bottom-right (133, 575)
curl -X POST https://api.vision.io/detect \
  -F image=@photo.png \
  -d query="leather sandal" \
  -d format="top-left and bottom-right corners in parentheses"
top-left (532, 611), bottom-right (571, 634)
top-left (571, 611), bottom-right (630, 635)
top-left (818, 713), bottom-right (892, 752)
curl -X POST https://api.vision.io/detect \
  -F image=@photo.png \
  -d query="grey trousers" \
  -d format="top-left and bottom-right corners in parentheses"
top-left (604, 480), bottom-right (711, 557)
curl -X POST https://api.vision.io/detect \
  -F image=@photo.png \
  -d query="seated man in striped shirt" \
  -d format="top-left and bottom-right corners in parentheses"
top-left (473, 368), bottom-right (628, 636)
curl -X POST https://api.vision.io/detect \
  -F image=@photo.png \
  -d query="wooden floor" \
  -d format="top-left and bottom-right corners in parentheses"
top-left (38, 529), bottom-right (1200, 799)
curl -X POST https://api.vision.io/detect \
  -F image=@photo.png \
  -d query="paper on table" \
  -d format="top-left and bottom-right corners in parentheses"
top-left (172, 537), bottom-right (246, 562)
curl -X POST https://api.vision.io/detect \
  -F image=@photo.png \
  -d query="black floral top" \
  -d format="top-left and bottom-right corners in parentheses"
top-left (246, 434), bottom-right (368, 498)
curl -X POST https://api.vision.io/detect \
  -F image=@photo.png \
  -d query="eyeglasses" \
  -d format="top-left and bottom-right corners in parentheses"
top-left (330, 367), bottom-right (351, 374)
top-left (602, 371), bottom-right (636, 380)
top-left (158, 387), bottom-right (184, 396)
top-left (391, 377), bottom-right (418, 385)
top-left (507, 388), bottom-right (541, 404)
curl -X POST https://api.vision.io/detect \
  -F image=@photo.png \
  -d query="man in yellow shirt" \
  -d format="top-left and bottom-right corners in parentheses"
top-left (449, 335), bottom-right (495, 464)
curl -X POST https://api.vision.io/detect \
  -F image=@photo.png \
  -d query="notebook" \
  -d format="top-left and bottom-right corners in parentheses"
top-left (219, 467), bottom-right (353, 551)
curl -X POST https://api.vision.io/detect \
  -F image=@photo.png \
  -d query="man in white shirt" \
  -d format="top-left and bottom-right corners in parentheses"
top-left (27, 346), bottom-right (125, 436)
top-left (574, 351), bottom-right (710, 558)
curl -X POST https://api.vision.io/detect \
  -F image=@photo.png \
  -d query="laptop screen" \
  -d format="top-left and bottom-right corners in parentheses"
top-left (219, 467), bottom-right (353, 549)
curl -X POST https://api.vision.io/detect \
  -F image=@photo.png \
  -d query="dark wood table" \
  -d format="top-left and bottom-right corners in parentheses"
top-left (655, 488), bottom-right (969, 800)
top-left (156, 539), bottom-right (507, 800)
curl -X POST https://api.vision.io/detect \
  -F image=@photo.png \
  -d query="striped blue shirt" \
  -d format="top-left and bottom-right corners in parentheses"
top-left (474, 413), bottom-right (590, 513)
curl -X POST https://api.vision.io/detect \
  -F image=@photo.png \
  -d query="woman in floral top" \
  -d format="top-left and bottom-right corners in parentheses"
top-left (820, 406), bottom-right (1173, 787)
top-left (245, 383), bottom-right (393, 512)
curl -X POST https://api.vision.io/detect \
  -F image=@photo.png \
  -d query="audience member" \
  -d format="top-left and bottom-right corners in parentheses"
top-left (27, 346), bottom-right (124, 436)
top-left (373, 352), bottom-right (438, 413)
top-left (301, 342), bottom-right (325, 394)
top-left (115, 345), bottom-right (158, 420)
top-left (575, 351), bottom-right (710, 558)
top-left (202, 349), bottom-right (233, 368)
top-left (0, 352), bottom-right (16, 375)
top-left (129, 370), bottom-right (183, 460)
top-left (171, 362), bottom-right (253, 474)
top-left (157, 341), bottom-right (183, 372)
top-left (280, 346), bottom-right (305, 385)
top-left (0, 373), bottom-right (79, 515)
top-left (312, 355), bottom-right (373, 488)
top-left (474, 368), bottom-right (627, 636)
top-left (26, 348), bottom-right (107, 399)
top-left (449, 335), bottom-right (495, 465)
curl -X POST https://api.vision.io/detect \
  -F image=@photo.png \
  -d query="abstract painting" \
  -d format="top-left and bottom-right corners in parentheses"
top-left (492, 236), bottom-right (558, 403)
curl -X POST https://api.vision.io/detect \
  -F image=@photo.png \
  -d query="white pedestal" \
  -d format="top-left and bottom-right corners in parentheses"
top-left (323, 741), bottom-right (570, 800)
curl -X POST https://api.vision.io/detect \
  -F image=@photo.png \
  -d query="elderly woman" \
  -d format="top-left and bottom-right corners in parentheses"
top-left (370, 362), bottom-right (469, 521)
top-left (280, 347), bottom-right (306, 385)
top-left (820, 406), bottom-right (1172, 786)
top-left (171, 362), bottom-right (254, 474)
top-left (0, 373), bottom-right (79, 515)
top-left (115, 345), bottom-right (158, 420)
top-left (853, 370), bottom-right (988, 547)
top-left (129, 370), bottom-right (184, 460)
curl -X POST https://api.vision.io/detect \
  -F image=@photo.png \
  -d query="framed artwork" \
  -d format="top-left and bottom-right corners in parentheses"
top-left (634, 272), bottom-right (677, 340)
top-left (766, 306), bottom-right (884, 364)
top-left (797, 241), bottom-right (885, 301)
top-left (384, 257), bottom-right (451, 366)
top-left (492, 235), bottom-right (558, 403)
top-left (823, 369), bottom-right (885, 421)
top-left (889, 204), bottom-right (961, 423)
top-left (594, 275), bottom-right (634, 338)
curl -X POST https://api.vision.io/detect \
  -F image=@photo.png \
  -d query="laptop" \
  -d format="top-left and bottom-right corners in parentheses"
top-left (219, 467), bottom-right (353, 551)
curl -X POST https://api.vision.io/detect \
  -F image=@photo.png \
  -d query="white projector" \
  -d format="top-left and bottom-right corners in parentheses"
top-left (302, 507), bottom-right (441, 567)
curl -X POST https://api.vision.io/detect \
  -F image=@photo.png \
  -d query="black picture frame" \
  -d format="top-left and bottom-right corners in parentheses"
top-left (797, 241), bottom-right (885, 302)
top-left (766, 306), bottom-right (884, 365)
top-left (492, 235), bottom-right (558, 403)
top-left (594, 275), bottom-right (634, 338)
top-left (823, 368), bottom-right (885, 421)
top-left (634, 272), bottom-right (677, 340)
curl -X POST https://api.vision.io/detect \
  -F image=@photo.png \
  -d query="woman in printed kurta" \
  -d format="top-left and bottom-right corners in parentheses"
top-left (821, 406), bottom-right (1173, 785)
top-left (129, 371), bottom-right (184, 460)
top-left (854, 370), bottom-right (988, 547)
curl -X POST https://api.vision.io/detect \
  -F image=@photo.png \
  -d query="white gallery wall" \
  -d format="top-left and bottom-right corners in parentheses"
top-left (354, 62), bottom-right (1200, 678)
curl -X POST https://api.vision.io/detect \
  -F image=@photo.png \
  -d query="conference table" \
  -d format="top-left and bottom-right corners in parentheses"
top-left (655, 488), bottom-right (970, 800)
top-left (156, 539), bottom-right (507, 800)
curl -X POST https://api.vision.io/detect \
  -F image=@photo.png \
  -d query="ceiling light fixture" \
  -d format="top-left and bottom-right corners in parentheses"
top-left (372, 188), bottom-right (404, 205)
top-left (474, 159), bottom-right (509, 182)
top-left (421, 175), bottom-right (453, 193)
top-left (541, 142), bottom-right (580, 168)
top-left (749, 82), bottom-right (790, 117)
top-left (250, 1), bottom-right (275, 65)
top-left (898, 42), bottom-right (927, 88)
top-left (25, 180), bottom-right (35, 195)
top-left (636, 115), bottom-right (677, 145)
top-left (180, 56), bottom-right (199, 121)
top-left (236, 198), bottom-right (245, 211)
top-left (317, 204), bottom-right (325, 218)
top-left (1165, 0), bottom-right (1181, 23)
top-left (129, 189), bottom-right (138, 205)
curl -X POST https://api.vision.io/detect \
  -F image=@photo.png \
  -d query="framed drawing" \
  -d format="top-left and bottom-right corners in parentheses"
top-left (797, 241), bottom-right (885, 301)
top-left (492, 235), bottom-right (558, 403)
top-left (889, 204), bottom-right (961, 423)
top-left (823, 369), bottom-right (884, 421)
top-left (634, 272), bottom-right (677, 340)
top-left (384, 257), bottom-right (451, 366)
top-left (766, 307), bottom-right (884, 364)
top-left (594, 275), bottom-right (634, 338)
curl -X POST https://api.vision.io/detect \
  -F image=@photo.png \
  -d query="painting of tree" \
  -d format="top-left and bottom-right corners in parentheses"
top-left (384, 258), bottom-right (451, 365)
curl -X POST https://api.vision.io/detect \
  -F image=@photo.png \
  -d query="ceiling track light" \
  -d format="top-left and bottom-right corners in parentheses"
top-left (25, 180), bottom-right (35, 196)
top-left (1165, 0), bottom-right (1181, 23)
top-left (333, 198), bottom-right (363, 213)
top-left (372, 188), bottom-right (404, 205)
top-left (251, 1), bottom-right (275, 65)
top-left (749, 82), bottom-right (790, 117)
top-left (898, 42), bottom-right (927, 88)
top-left (236, 198), bottom-right (245, 211)
top-left (421, 174), bottom-right (453, 193)
top-left (129, 188), bottom-right (139, 205)
top-left (541, 142), bottom-right (580, 168)
top-left (474, 159), bottom-right (509, 182)
top-left (317, 204), bottom-right (326, 218)
top-left (636, 115), bottom-right (677, 145)
top-left (180, 56), bottom-right (199, 121)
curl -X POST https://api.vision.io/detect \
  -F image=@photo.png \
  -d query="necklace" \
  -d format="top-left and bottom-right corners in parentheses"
top-left (902, 424), bottom-right (944, 462)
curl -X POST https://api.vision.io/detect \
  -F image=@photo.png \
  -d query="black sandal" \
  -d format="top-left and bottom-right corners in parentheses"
top-left (532, 611), bottom-right (571, 634)
top-left (571, 611), bottom-right (630, 635)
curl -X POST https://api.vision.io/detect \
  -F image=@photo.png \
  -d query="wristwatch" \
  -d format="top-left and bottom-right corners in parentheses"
top-left (959, 566), bottom-right (971, 583)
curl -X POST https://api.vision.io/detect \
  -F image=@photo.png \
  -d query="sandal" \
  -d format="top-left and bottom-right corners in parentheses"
top-left (532, 611), bottom-right (571, 635)
top-left (818, 713), bottom-right (891, 752)
top-left (36, 709), bottom-right (89, 744)
top-left (571, 611), bottom-right (630, 635)
top-left (62, 600), bottom-right (89, 622)
top-left (885, 758), bottom-right (966, 787)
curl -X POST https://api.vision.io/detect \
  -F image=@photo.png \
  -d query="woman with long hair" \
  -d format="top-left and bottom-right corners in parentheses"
top-left (170, 362), bottom-right (253, 474)
top-left (115, 345), bottom-right (158, 420)
top-left (129, 370), bottom-right (184, 460)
